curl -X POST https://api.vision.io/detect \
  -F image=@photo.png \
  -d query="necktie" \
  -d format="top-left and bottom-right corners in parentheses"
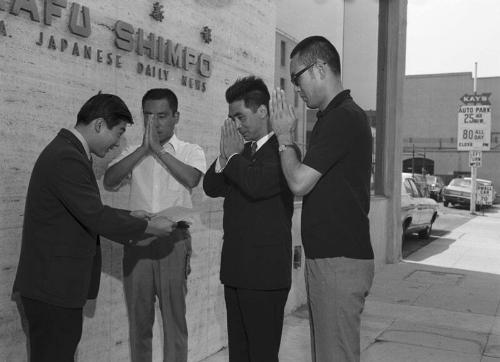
top-left (250, 141), bottom-right (257, 156)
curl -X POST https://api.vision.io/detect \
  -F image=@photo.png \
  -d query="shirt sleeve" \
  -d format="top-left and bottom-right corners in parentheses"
top-left (185, 144), bottom-right (207, 174)
top-left (108, 144), bottom-right (137, 167)
top-left (303, 109), bottom-right (352, 175)
top-left (105, 144), bottom-right (137, 189)
top-left (215, 153), bottom-right (238, 173)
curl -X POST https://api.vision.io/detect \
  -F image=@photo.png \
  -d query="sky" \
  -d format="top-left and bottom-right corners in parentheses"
top-left (406, 0), bottom-right (500, 78)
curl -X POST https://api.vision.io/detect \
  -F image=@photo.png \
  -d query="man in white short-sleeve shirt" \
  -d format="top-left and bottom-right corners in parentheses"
top-left (104, 88), bottom-right (206, 362)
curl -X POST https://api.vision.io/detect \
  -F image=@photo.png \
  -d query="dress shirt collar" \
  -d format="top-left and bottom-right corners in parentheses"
top-left (252, 131), bottom-right (274, 152)
top-left (69, 127), bottom-right (91, 160)
top-left (162, 133), bottom-right (180, 153)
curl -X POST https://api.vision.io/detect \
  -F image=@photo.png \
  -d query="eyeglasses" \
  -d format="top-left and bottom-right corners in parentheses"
top-left (291, 62), bottom-right (315, 87)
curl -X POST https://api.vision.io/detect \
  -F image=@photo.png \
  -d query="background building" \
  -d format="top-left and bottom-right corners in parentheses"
top-left (402, 72), bottom-right (500, 193)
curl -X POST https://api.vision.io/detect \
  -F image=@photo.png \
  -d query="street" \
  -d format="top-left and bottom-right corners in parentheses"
top-left (402, 201), bottom-right (494, 258)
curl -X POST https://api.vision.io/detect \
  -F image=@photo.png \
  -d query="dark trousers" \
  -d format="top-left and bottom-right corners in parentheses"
top-left (224, 286), bottom-right (289, 362)
top-left (21, 296), bottom-right (83, 362)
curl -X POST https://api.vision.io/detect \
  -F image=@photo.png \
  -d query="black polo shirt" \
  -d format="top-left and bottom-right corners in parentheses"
top-left (302, 90), bottom-right (374, 260)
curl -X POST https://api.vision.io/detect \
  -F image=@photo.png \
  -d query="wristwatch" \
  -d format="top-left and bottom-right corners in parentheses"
top-left (278, 144), bottom-right (294, 153)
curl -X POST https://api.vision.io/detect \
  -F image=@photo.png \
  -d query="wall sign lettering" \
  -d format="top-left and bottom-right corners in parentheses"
top-left (1, 0), bottom-right (211, 92)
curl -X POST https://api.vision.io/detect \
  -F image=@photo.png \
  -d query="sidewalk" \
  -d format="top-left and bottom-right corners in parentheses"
top-left (202, 206), bottom-right (500, 362)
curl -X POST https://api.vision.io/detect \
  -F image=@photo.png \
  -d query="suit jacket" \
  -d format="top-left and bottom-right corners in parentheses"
top-left (13, 129), bottom-right (148, 308)
top-left (203, 135), bottom-right (294, 290)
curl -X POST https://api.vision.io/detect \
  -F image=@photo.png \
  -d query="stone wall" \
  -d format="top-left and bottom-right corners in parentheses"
top-left (0, 0), bottom-right (278, 361)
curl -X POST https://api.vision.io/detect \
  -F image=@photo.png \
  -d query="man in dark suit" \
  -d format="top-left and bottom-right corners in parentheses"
top-left (12, 93), bottom-right (176, 362)
top-left (203, 76), bottom-right (295, 362)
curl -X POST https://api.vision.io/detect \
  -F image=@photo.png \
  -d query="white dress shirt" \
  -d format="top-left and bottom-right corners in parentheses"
top-left (109, 134), bottom-right (206, 212)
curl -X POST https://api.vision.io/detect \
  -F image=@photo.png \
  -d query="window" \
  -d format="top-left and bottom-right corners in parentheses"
top-left (280, 40), bottom-right (286, 66)
top-left (280, 77), bottom-right (286, 92)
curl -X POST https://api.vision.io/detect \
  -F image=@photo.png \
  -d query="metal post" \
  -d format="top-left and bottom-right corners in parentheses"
top-left (470, 62), bottom-right (478, 214)
top-left (470, 164), bottom-right (477, 213)
top-left (412, 144), bottom-right (415, 177)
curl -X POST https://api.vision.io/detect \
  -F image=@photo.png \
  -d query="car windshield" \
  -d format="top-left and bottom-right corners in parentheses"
top-left (426, 176), bottom-right (437, 184)
top-left (449, 179), bottom-right (470, 187)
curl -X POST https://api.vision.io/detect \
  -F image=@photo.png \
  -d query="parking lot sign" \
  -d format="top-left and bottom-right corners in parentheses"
top-left (457, 93), bottom-right (491, 151)
top-left (469, 150), bottom-right (482, 167)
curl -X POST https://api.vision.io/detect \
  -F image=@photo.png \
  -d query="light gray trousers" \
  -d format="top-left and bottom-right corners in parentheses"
top-left (305, 257), bottom-right (374, 362)
top-left (123, 229), bottom-right (191, 362)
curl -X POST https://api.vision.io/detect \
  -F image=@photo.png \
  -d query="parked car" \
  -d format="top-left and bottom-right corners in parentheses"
top-left (411, 173), bottom-right (430, 198)
top-left (442, 177), bottom-right (496, 210)
top-left (401, 173), bottom-right (439, 240)
top-left (425, 175), bottom-right (445, 202)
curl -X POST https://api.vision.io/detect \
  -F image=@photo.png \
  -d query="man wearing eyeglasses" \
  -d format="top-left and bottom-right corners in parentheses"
top-left (270, 36), bottom-right (375, 362)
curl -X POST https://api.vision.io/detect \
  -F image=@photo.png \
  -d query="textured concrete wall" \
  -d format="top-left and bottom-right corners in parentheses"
top-left (0, 1), bottom-right (278, 361)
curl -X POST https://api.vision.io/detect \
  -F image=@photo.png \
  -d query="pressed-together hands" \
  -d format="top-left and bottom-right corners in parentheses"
top-left (140, 115), bottom-right (163, 156)
top-left (219, 118), bottom-right (244, 168)
top-left (269, 88), bottom-right (297, 145)
top-left (102, 115), bottom-right (165, 189)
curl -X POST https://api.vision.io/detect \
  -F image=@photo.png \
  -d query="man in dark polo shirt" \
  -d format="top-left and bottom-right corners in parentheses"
top-left (270, 35), bottom-right (374, 362)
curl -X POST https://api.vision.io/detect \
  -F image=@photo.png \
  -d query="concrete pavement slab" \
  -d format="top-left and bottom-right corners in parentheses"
top-left (458, 274), bottom-right (500, 294)
top-left (484, 334), bottom-right (500, 358)
top-left (492, 317), bottom-right (500, 334)
top-left (406, 246), bottom-right (464, 267)
top-left (372, 262), bottom-right (428, 282)
top-left (412, 283), bottom-right (499, 315)
top-left (364, 301), bottom-right (495, 334)
top-left (453, 254), bottom-right (500, 275)
top-left (361, 341), bottom-right (482, 362)
top-left (404, 268), bottom-right (465, 285)
top-left (278, 315), bottom-right (311, 362)
top-left (376, 320), bottom-right (487, 355)
top-left (368, 279), bottom-right (430, 305)
top-left (481, 357), bottom-right (500, 362)
top-left (360, 314), bottom-right (395, 351)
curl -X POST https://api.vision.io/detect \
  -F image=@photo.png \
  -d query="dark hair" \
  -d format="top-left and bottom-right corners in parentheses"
top-left (225, 76), bottom-right (270, 113)
top-left (142, 88), bottom-right (178, 113)
top-left (291, 36), bottom-right (341, 76)
top-left (77, 93), bottom-right (133, 128)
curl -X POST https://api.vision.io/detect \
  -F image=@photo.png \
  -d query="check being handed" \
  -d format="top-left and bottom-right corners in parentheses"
top-left (155, 206), bottom-right (200, 227)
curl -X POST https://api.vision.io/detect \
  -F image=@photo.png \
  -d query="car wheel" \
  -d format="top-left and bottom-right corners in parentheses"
top-left (418, 224), bottom-right (432, 239)
top-left (443, 201), bottom-right (449, 207)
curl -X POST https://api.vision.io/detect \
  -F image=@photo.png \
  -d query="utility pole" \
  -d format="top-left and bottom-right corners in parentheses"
top-left (412, 144), bottom-right (415, 177)
top-left (470, 62), bottom-right (478, 214)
